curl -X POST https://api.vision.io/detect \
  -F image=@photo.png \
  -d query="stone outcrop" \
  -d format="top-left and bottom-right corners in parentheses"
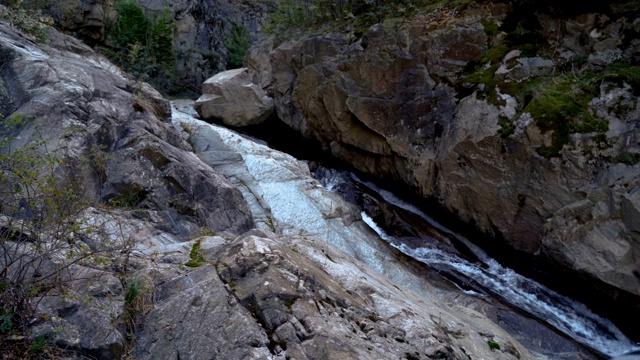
top-left (136, 231), bottom-right (533, 360)
top-left (247, 3), bottom-right (640, 299)
top-left (194, 68), bottom-right (274, 126)
top-left (42, 0), bottom-right (114, 41)
top-left (0, 20), bottom-right (254, 236)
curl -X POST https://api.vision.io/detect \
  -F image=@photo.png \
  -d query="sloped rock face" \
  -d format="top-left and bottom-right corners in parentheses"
top-left (136, 231), bottom-right (533, 360)
top-left (0, 21), bottom-right (254, 236)
top-left (249, 3), bottom-right (640, 299)
top-left (0, 20), bottom-right (254, 357)
top-left (31, 265), bottom-right (126, 359)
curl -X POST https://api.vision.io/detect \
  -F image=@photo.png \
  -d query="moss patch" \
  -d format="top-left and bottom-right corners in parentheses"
top-left (613, 152), bottom-right (640, 165)
top-left (519, 74), bottom-right (602, 157)
top-left (462, 46), bottom-right (640, 158)
top-left (184, 239), bottom-right (206, 267)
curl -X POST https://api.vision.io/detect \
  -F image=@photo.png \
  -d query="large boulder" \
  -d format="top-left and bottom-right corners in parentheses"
top-left (194, 68), bottom-right (274, 127)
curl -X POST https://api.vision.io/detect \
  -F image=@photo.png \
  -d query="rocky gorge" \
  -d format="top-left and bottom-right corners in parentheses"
top-left (226, 0), bottom-right (640, 346)
top-left (0, 14), bottom-right (570, 359)
top-left (1, 0), bottom-right (640, 359)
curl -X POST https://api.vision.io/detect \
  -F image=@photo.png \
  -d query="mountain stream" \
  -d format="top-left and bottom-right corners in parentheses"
top-left (313, 167), bottom-right (639, 359)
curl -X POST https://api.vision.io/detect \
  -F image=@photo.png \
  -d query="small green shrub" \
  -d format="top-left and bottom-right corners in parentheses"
top-left (124, 281), bottom-right (141, 305)
top-left (488, 340), bottom-right (501, 350)
top-left (121, 277), bottom-right (154, 349)
top-left (480, 19), bottom-right (499, 37)
top-left (498, 115), bottom-right (515, 137)
top-left (0, 308), bottom-right (13, 334)
top-left (29, 335), bottom-right (47, 353)
top-left (108, 190), bottom-right (142, 209)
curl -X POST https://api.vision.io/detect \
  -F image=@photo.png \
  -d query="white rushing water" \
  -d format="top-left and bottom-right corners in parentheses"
top-left (317, 168), bottom-right (639, 357)
top-left (361, 212), bottom-right (638, 357)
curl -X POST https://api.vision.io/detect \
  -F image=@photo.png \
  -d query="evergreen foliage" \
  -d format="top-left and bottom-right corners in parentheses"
top-left (225, 22), bottom-right (251, 69)
top-left (111, 0), bottom-right (148, 48)
top-left (106, 1), bottom-right (176, 93)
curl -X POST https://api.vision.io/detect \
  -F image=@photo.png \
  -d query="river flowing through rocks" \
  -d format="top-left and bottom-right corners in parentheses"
top-left (312, 166), bottom-right (639, 358)
top-left (173, 99), bottom-right (639, 359)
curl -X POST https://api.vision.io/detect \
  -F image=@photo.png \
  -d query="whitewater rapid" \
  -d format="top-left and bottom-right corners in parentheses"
top-left (318, 168), bottom-right (639, 357)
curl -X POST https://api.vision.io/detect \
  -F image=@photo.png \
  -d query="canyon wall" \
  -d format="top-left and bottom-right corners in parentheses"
top-left (248, 3), bottom-right (640, 299)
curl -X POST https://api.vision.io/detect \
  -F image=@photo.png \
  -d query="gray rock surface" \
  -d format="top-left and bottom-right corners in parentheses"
top-left (0, 20), bottom-right (254, 236)
top-left (31, 268), bottom-right (125, 359)
top-left (136, 231), bottom-right (533, 360)
top-left (194, 68), bottom-right (274, 126)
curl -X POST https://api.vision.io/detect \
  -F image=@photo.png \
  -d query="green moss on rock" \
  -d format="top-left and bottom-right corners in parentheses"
top-left (185, 239), bottom-right (206, 267)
